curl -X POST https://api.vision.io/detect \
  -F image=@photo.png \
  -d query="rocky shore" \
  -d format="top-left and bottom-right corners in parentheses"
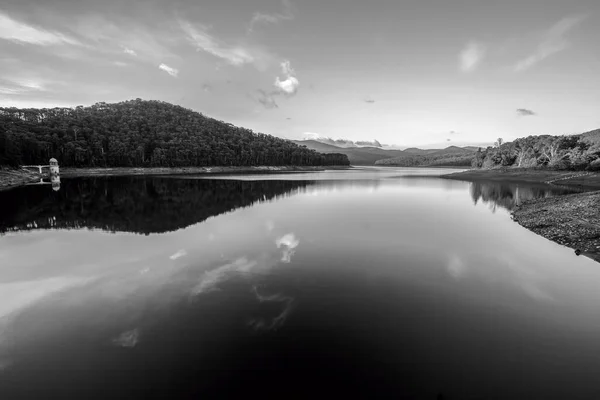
top-left (512, 191), bottom-right (600, 263)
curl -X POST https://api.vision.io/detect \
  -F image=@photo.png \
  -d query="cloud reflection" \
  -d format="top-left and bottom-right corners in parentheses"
top-left (276, 233), bottom-right (299, 263)
top-left (112, 328), bottom-right (140, 348)
top-left (190, 258), bottom-right (258, 295)
top-left (248, 286), bottom-right (295, 331)
top-left (447, 255), bottom-right (467, 279)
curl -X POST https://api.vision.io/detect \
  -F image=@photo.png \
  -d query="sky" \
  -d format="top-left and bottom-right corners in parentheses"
top-left (0, 0), bottom-right (599, 148)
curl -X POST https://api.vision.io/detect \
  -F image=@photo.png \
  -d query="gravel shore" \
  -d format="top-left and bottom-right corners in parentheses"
top-left (512, 191), bottom-right (600, 263)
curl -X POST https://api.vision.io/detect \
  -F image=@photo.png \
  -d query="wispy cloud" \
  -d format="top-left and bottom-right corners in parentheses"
top-left (514, 15), bottom-right (586, 72)
top-left (253, 89), bottom-right (279, 109)
top-left (158, 63), bottom-right (179, 77)
top-left (180, 20), bottom-right (254, 66)
top-left (459, 41), bottom-right (486, 72)
top-left (364, 97), bottom-right (375, 104)
top-left (274, 60), bottom-right (299, 95)
top-left (516, 108), bottom-right (536, 116)
top-left (0, 12), bottom-right (80, 46)
top-left (0, 78), bottom-right (47, 95)
top-left (248, 0), bottom-right (294, 34)
top-left (122, 46), bottom-right (137, 56)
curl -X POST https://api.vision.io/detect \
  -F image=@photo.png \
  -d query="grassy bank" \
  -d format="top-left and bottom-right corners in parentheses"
top-left (0, 169), bottom-right (42, 191)
top-left (442, 168), bottom-right (600, 189)
top-left (60, 165), bottom-right (350, 178)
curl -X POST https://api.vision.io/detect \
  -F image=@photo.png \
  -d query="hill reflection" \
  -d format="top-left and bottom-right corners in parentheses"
top-left (469, 181), bottom-right (581, 212)
top-left (0, 177), bottom-right (313, 235)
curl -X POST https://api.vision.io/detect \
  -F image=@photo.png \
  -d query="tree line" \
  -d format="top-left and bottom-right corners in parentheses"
top-left (375, 150), bottom-right (474, 167)
top-left (472, 131), bottom-right (600, 171)
top-left (0, 99), bottom-right (349, 168)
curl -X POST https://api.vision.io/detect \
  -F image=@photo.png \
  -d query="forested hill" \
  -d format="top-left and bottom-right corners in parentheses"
top-left (0, 99), bottom-right (349, 168)
top-left (472, 130), bottom-right (600, 171)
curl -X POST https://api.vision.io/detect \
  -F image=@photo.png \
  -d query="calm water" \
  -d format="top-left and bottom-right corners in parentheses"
top-left (1, 167), bottom-right (599, 399)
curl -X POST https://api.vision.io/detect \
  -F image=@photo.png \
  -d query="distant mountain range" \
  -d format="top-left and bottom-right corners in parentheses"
top-left (292, 140), bottom-right (478, 166)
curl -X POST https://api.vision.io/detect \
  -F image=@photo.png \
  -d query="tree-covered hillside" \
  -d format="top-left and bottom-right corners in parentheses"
top-left (375, 146), bottom-right (476, 167)
top-left (472, 131), bottom-right (600, 171)
top-left (0, 99), bottom-right (349, 168)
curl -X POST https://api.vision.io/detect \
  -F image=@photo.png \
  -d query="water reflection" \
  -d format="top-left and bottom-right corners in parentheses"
top-left (2, 172), bottom-right (600, 399)
top-left (469, 181), bottom-right (581, 212)
top-left (0, 177), bottom-right (313, 235)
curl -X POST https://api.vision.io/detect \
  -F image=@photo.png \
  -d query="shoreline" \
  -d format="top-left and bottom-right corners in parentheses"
top-left (1, 165), bottom-right (350, 191)
top-left (441, 168), bottom-right (600, 189)
top-left (59, 165), bottom-right (351, 178)
top-left (442, 168), bottom-right (600, 264)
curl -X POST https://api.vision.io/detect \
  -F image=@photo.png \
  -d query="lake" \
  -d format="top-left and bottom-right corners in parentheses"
top-left (1, 167), bottom-right (599, 399)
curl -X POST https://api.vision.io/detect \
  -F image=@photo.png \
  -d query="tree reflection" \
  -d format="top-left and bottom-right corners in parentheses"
top-left (0, 177), bottom-right (313, 235)
top-left (469, 181), bottom-right (580, 212)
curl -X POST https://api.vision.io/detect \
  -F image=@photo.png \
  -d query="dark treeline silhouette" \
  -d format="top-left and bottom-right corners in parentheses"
top-left (0, 177), bottom-right (314, 235)
top-left (469, 181), bottom-right (581, 212)
top-left (0, 99), bottom-right (349, 168)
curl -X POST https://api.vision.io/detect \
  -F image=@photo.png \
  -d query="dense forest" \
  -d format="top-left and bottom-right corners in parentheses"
top-left (0, 99), bottom-right (349, 168)
top-left (0, 176), bottom-right (314, 235)
top-left (472, 130), bottom-right (600, 171)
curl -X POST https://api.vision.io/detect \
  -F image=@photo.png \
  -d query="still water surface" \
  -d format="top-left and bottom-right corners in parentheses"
top-left (1, 168), bottom-right (599, 399)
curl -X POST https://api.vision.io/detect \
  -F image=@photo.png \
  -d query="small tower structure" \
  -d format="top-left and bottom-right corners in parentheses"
top-left (49, 158), bottom-right (60, 176)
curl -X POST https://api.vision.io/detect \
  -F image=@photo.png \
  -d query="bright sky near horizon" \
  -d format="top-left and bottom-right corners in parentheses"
top-left (1, 0), bottom-right (599, 148)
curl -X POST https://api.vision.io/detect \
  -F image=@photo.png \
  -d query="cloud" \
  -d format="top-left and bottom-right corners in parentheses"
top-left (514, 15), bottom-right (586, 72)
top-left (253, 89), bottom-right (279, 109)
top-left (248, 0), bottom-right (294, 34)
top-left (364, 97), bottom-right (375, 104)
top-left (158, 63), bottom-right (178, 77)
top-left (0, 12), bottom-right (80, 46)
top-left (300, 134), bottom-right (383, 148)
top-left (274, 60), bottom-right (299, 95)
top-left (122, 46), bottom-right (137, 56)
top-left (169, 249), bottom-right (187, 260)
top-left (446, 138), bottom-right (451, 142)
top-left (202, 83), bottom-right (212, 93)
top-left (516, 108), bottom-right (536, 116)
top-left (459, 41), bottom-right (486, 72)
top-left (112, 61), bottom-right (128, 67)
top-left (356, 140), bottom-right (382, 147)
top-left (449, 130), bottom-right (459, 135)
top-left (303, 132), bottom-right (320, 140)
top-left (180, 20), bottom-right (254, 66)
top-left (0, 78), bottom-right (47, 95)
